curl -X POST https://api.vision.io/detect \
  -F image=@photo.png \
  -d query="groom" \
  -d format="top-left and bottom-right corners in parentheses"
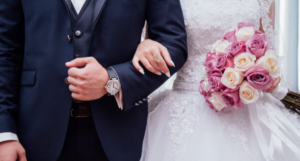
top-left (0, 0), bottom-right (187, 161)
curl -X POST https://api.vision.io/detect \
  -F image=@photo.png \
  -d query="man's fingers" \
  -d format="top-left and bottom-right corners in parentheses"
top-left (159, 46), bottom-right (174, 67)
top-left (68, 67), bottom-right (82, 78)
top-left (132, 56), bottom-right (145, 75)
top-left (69, 84), bottom-right (80, 93)
top-left (17, 148), bottom-right (27, 161)
top-left (72, 92), bottom-right (84, 101)
top-left (66, 57), bottom-right (94, 68)
top-left (67, 76), bottom-right (78, 85)
top-left (140, 58), bottom-right (161, 75)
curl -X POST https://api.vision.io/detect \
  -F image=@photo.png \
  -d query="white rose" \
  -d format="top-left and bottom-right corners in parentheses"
top-left (234, 52), bottom-right (256, 72)
top-left (239, 81), bottom-right (259, 104)
top-left (211, 39), bottom-right (222, 52)
top-left (235, 26), bottom-right (255, 41)
top-left (221, 68), bottom-right (244, 89)
top-left (255, 50), bottom-right (280, 78)
top-left (209, 92), bottom-right (227, 111)
top-left (215, 40), bottom-right (230, 55)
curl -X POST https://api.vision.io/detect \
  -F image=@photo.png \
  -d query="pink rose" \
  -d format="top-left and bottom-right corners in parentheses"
top-left (205, 59), bottom-right (217, 75)
top-left (246, 34), bottom-right (269, 58)
top-left (237, 22), bottom-right (262, 34)
top-left (222, 30), bottom-right (237, 43)
top-left (204, 52), bottom-right (219, 75)
top-left (227, 41), bottom-right (246, 57)
top-left (209, 70), bottom-right (223, 77)
top-left (215, 53), bottom-right (234, 71)
top-left (221, 90), bottom-right (244, 109)
top-left (204, 52), bottom-right (217, 66)
top-left (244, 67), bottom-right (274, 90)
top-left (208, 76), bottom-right (226, 92)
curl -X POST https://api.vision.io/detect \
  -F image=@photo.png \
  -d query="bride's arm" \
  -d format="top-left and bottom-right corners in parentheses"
top-left (132, 23), bottom-right (174, 77)
top-left (259, 0), bottom-right (281, 93)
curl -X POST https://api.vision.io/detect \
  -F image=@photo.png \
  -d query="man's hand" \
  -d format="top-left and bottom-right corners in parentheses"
top-left (0, 141), bottom-right (26, 161)
top-left (66, 57), bottom-right (109, 101)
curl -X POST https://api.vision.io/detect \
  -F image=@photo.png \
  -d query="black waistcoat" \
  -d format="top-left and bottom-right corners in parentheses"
top-left (66, 0), bottom-right (95, 58)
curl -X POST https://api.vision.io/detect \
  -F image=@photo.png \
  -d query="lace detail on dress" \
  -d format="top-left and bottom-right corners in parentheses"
top-left (169, 0), bottom-right (262, 155)
top-left (173, 0), bottom-right (261, 91)
top-left (147, 0), bottom-right (274, 158)
top-left (153, 92), bottom-right (203, 157)
top-left (220, 108), bottom-right (252, 154)
top-left (258, 0), bottom-right (276, 49)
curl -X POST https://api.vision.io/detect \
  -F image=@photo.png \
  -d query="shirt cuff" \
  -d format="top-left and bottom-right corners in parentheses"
top-left (0, 132), bottom-right (19, 143)
top-left (114, 88), bottom-right (123, 110)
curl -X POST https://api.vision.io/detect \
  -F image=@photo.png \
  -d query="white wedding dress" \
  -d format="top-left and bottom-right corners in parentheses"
top-left (141, 0), bottom-right (300, 161)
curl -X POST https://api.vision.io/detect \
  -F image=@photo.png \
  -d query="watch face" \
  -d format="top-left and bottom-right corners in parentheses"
top-left (107, 80), bottom-right (120, 95)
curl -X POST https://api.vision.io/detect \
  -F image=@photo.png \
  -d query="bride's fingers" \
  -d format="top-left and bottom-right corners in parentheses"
top-left (149, 47), bottom-right (170, 77)
top-left (159, 45), bottom-right (175, 67)
top-left (266, 77), bottom-right (281, 93)
top-left (132, 56), bottom-right (145, 75)
top-left (144, 48), bottom-right (161, 71)
top-left (140, 57), bottom-right (162, 75)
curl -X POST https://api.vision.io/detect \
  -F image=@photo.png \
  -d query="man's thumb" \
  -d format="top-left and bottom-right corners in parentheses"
top-left (17, 148), bottom-right (27, 161)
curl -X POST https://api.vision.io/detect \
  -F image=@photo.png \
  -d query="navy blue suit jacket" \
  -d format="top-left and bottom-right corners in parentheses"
top-left (0, 0), bottom-right (187, 160)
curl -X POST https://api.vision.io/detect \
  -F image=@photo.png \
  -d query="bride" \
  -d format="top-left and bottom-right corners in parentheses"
top-left (132, 0), bottom-right (300, 161)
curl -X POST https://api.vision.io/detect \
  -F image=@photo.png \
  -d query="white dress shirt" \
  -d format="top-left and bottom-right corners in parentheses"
top-left (0, 0), bottom-right (123, 143)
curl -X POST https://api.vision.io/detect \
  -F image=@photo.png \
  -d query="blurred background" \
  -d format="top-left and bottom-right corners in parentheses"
top-left (276, 0), bottom-right (299, 92)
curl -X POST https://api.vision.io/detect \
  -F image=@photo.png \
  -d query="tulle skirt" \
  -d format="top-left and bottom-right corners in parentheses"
top-left (140, 89), bottom-right (300, 161)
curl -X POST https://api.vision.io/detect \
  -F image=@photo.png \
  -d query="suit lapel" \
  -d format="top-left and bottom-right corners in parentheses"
top-left (63, 0), bottom-right (77, 26)
top-left (92, 0), bottom-right (107, 27)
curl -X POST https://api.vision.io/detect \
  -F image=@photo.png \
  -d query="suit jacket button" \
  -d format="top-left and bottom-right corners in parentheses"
top-left (75, 30), bottom-right (81, 37)
top-left (135, 103), bottom-right (139, 106)
top-left (143, 98), bottom-right (147, 101)
top-left (139, 100), bottom-right (143, 104)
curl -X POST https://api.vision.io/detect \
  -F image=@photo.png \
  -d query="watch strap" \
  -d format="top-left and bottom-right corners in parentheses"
top-left (106, 67), bottom-right (118, 80)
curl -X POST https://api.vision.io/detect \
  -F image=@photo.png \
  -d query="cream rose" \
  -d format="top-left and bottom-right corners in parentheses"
top-left (209, 92), bottom-right (227, 111)
top-left (221, 68), bottom-right (244, 89)
top-left (255, 50), bottom-right (280, 78)
top-left (234, 52), bottom-right (256, 72)
top-left (215, 40), bottom-right (230, 55)
top-left (235, 26), bottom-right (255, 41)
top-left (239, 81), bottom-right (259, 104)
top-left (211, 40), bottom-right (230, 55)
top-left (211, 39), bottom-right (222, 52)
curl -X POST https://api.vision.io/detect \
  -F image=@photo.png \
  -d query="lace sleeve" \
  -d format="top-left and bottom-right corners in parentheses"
top-left (258, 0), bottom-right (276, 49)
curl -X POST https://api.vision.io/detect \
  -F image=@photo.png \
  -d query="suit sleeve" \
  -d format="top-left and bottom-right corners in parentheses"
top-left (0, 0), bottom-right (25, 133)
top-left (112, 0), bottom-right (187, 111)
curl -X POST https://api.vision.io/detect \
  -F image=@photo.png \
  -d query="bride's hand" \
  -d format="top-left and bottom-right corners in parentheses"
top-left (264, 77), bottom-right (281, 93)
top-left (132, 39), bottom-right (175, 77)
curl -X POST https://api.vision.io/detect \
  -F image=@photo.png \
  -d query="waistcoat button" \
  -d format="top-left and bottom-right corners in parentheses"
top-left (75, 30), bottom-right (81, 37)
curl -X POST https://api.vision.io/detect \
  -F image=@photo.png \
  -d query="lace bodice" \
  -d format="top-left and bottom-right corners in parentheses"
top-left (173, 0), bottom-right (261, 91)
top-left (142, 1), bottom-right (300, 161)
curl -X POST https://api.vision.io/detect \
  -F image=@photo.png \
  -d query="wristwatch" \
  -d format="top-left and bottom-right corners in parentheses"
top-left (105, 67), bottom-right (121, 96)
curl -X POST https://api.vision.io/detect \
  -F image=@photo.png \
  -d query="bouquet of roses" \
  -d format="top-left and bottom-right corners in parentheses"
top-left (199, 22), bottom-right (300, 113)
